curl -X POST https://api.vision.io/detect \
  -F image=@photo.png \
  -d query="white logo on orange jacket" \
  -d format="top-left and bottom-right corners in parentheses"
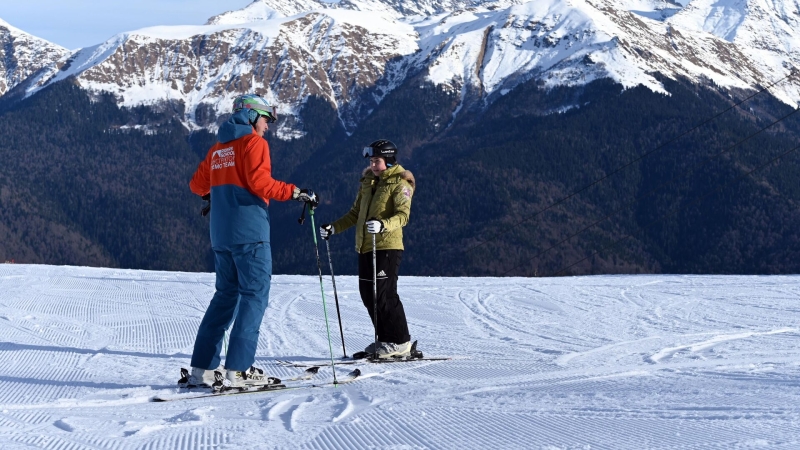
top-left (211, 147), bottom-right (235, 170)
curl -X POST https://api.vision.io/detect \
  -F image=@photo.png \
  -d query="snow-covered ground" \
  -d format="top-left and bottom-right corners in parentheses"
top-left (1, 264), bottom-right (799, 449)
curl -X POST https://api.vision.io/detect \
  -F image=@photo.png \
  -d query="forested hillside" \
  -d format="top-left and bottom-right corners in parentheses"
top-left (273, 76), bottom-right (800, 275)
top-left (0, 82), bottom-right (209, 270)
top-left (1, 76), bottom-right (799, 275)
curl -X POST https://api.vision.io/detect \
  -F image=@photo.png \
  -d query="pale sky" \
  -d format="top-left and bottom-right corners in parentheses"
top-left (0, 0), bottom-right (252, 49)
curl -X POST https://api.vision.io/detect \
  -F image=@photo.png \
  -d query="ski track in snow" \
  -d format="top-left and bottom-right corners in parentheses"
top-left (0, 265), bottom-right (799, 448)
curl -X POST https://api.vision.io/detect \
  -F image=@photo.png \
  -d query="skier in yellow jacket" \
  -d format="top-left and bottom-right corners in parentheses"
top-left (319, 139), bottom-right (415, 358)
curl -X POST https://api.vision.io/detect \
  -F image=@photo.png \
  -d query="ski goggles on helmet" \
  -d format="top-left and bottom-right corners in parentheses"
top-left (235, 97), bottom-right (278, 123)
top-left (363, 146), bottom-right (397, 159)
top-left (254, 106), bottom-right (278, 123)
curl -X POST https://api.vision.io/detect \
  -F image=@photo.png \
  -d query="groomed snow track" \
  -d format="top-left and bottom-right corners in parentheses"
top-left (0, 264), bottom-right (799, 448)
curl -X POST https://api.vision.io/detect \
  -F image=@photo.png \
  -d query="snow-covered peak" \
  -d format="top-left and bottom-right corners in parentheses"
top-left (206, 0), bottom-right (289, 23)
top-left (204, 0), bottom-right (397, 21)
top-left (667, 0), bottom-right (800, 106)
top-left (206, 0), bottom-right (528, 23)
top-left (0, 17), bottom-right (69, 96)
top-left (0, 16), bottom-right (56, 43)
top-left (419, 0), bottom-right (653, 96)
top-left (6, 0), bottom-right (800, 135)
top-left (671, 0), bottom-right (800, 45)
top-left (413, 0), bottom-right (800, 117)
top-left (26, 9), bottom-right (418, 136)
top-left (672, 0), bottom-right (753, 41)
top-left (602, 0), bottom-right (685, 20)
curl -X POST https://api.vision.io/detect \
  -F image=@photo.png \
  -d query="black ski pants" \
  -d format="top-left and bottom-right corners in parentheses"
top-left (358, 249), bottom-right (410, 344)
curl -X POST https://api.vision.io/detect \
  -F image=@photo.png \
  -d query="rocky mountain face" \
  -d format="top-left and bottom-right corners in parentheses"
top-left (7, 0), bottom-right (799, 136)
top-left (673, 0), bottom-right (800, 101)
top-left (20, 9), bottom-right (418, 138)
top-left (0, 19), bottom-right (69, 97)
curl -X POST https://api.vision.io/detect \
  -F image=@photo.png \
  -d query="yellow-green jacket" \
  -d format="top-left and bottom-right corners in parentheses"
top-left (331, 164), bottom-right (415, 254)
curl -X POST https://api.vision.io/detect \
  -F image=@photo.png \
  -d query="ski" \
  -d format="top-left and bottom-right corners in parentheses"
top-left (153, 381), bottom-right (292, 402)
top-left (277, 356), bottom-right (452, 368)
top-left (177, 366), bottom-right (320, 389)
top-left (283, 365), bottom-right (320, 381)
top-left (152, 368), bottom-right (361, 402)
top-left (276, 341), bottom-right (453, 368)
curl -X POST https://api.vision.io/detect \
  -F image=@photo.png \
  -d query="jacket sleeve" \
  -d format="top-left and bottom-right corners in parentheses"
top-left (189, 150), bottom-right (211, 196)
top-left (382, 181), bottom-right (413, 232)
top-left (244, 138), bottom-right (296, 201)
top-left (331, 188), bottom-right (362, 234)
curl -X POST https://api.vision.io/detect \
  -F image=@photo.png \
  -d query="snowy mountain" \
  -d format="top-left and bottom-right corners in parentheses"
top-left (22, 10), bottom-right (418, 138)
top-left (8, 0), bottom-right (800, 133)
top-left (416, 0), bottom-right (800, 114)
top-left (1, 264), bottom-right (798, 448)
top-left (3, 1), bottom-right (800, 278)
top-left (671, 0), bottom-right (800, 101)
top-left (206, 0), bottom-right (525, 20)
top-left (0, 18), bottom-right (69, 96)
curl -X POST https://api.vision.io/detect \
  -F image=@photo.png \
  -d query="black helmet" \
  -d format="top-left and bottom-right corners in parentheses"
top-left (363, 139), bottom-right (398, 162)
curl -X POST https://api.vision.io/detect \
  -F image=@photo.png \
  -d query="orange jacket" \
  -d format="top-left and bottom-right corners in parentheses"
top-left (190, 130), bottom-right (296, 247)
top-left (190, 130), bottom-right (295, 203)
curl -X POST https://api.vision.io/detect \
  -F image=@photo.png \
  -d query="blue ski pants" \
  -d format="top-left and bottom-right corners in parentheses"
top-left (190, 241), bottom-right (272, 371)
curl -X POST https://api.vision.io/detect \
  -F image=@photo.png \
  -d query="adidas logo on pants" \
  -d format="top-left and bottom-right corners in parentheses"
top-left (357, 249), bottom-right (410, 345)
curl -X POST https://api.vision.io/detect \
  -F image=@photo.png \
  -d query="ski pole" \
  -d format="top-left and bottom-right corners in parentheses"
top-left (372, 232), bottom-right (379, 356)
top-left (307, 207), bottom-right (339, 384)
top-left (324, 239), bottom-right (348, 358)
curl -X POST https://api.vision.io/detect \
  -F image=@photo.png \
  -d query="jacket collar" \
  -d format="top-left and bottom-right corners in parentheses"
top-left (362, 164), bottom-right (403, 180)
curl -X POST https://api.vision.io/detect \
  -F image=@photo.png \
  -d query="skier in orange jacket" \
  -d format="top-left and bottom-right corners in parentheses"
top-left (184, 94), bottom-right (317, 389)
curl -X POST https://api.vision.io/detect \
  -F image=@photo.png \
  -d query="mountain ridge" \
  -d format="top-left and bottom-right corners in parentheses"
top-left (4, 0), bottom-right (798, 134)
top-left (0, 17), bottom-right (69, 96)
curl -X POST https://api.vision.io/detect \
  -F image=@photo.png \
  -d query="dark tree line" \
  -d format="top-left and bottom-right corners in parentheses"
top-left (2, 75), bottom-right (800, 276)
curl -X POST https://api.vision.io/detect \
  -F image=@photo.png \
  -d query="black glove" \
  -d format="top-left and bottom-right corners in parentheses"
top-left (319, 224), bottom-right (334, 240)
top-left (294, 188), bottom-right (319, 208)
top-left (200, 194), bottom-right (211, 217)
